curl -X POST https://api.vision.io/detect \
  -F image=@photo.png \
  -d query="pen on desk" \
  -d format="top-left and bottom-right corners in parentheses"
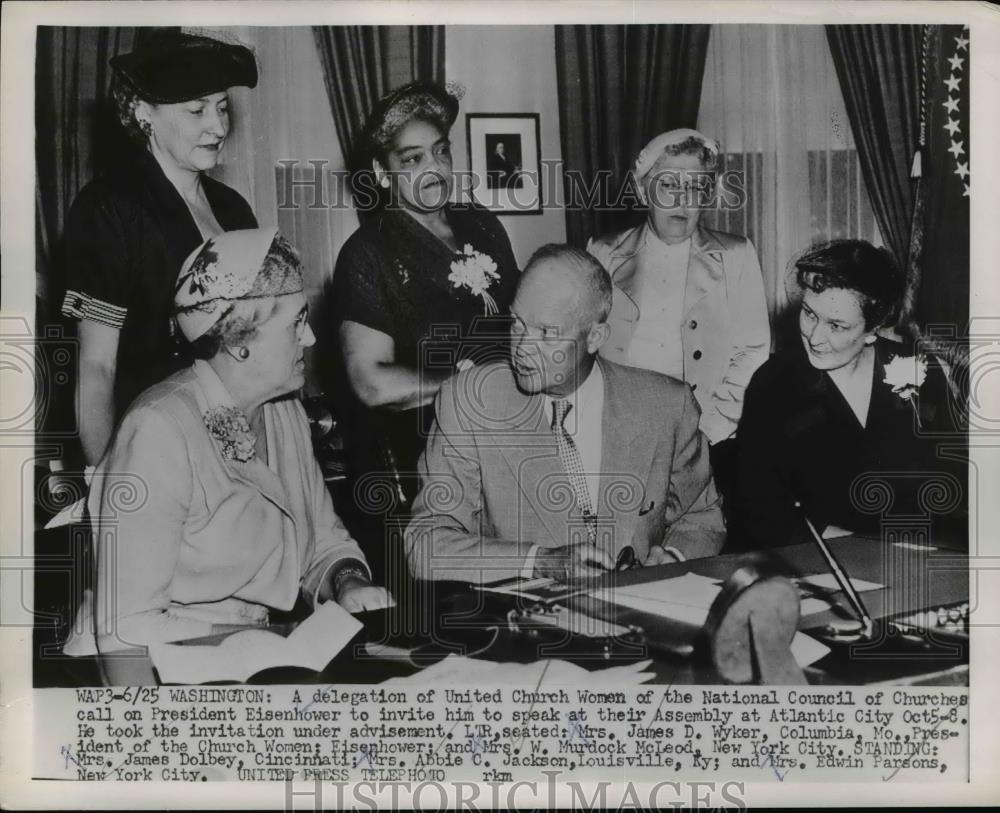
top-left (795, 501), bottom-right (874, 636)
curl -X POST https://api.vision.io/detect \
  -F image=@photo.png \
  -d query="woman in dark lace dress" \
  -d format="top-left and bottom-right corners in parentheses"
top-left (329, 82), bottom-right (519, 577)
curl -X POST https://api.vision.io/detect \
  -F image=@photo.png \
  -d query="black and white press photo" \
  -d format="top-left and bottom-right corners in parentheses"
top-left (2, 1), bottom-right (998, 809)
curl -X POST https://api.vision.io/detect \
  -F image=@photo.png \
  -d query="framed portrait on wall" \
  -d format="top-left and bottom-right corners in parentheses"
top-left (466, 113), bottom-right (542, 215)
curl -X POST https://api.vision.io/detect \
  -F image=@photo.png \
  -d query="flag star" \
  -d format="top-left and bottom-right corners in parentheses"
top-left (948, 140), bottom-right (965, 159)
top-left (954, 161), bottom-right (969, 180)
top-left (944, 118), bottom-right (961, 137)
top-left (944, 74), bottom-right (961, 93)
top-left (948, 54), bottom-right (964, 72)
top-left (943, 96), bottom-right (960, 115)
top-left (955, 35), bottom-right (969, 51)
top-left (963, 183), bottom-right (970, 198)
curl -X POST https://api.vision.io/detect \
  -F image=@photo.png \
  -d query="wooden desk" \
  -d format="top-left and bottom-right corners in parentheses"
top-left (58, 537), bottom-right (968, 687)
top-left (581, 535), bottom-right (968, 685)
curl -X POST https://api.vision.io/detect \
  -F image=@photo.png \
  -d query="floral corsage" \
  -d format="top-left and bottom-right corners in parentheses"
top-left (883, 353), bottom-right (929, 427)
top-left (203, 406), bottom-right (256, 463)
top-left (449, 244), bottom-right (500, 315)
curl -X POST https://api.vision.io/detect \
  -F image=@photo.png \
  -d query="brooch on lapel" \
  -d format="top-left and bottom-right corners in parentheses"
top-left (203, 406), bottom-right (256, 463)
top-left (392, 259), bottom-right (410, 286)
top-left (449, 244), bottom-right (500, 315)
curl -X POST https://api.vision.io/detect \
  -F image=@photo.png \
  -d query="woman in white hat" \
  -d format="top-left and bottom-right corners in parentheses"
top-left (587, 129), bottom-right (771, 501)
top-left (66, 229), bottom-right (392, 673)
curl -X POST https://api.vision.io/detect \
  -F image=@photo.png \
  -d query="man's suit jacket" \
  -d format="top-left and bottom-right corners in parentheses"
top-left (404, 359), bottom-right (725, 582)
top-left (587, 224), bottom-right (770, 444)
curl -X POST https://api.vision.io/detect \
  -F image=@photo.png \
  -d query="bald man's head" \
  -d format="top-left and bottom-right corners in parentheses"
top-left (509, 244), bottom-right (612, 397)
top-left (519, 244), bottom-right (612, 332)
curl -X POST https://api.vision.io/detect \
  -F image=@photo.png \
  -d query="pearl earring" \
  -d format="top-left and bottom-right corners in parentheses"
top-left (237, 346), bottom-right (250, 360)
top-left (379, 175), bottom-right (390, 189)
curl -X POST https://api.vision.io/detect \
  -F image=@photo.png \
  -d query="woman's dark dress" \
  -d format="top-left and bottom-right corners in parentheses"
top-left (60, 148), bottom-right (257, 418)
top-left (733, 338), bottom-right (966, 551)
top-left (331, 204), bottom-right (519, 502)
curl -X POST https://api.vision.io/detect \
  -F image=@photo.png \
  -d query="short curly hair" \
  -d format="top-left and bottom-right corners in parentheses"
top-left (794, 240), bottom-right (903, 330)
top-left (111, 75), bottom-right (150, 145)
top-left (363, 81), bottom-right (460, 166)
top-left (658, 135), bottom-right (719, 171)
top-left (184, 297), bottom-right (280, 360)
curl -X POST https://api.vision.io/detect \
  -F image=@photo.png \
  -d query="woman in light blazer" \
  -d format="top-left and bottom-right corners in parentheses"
top-left (588, 128), bottom-right (770, 501)
top-left (66, 229), bottom-right (392, 669)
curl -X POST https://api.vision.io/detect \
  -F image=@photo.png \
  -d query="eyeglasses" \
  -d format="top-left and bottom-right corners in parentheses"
top-left (509, 311), bottom-right (564, 342)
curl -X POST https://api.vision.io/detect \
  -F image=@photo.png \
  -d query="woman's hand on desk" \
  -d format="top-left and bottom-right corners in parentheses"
top-left (336, 576), bottom-right (396, 613)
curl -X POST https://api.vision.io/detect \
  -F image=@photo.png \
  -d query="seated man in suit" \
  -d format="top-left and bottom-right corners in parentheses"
top-left (404, 243), bottom-right (725, 584)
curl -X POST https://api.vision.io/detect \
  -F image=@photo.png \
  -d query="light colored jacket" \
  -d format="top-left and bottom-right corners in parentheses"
top-left (66, 360), bottom-right (367, 654)
top-left (405, 359), bottom-right (725, 583)
top-left (587, 224), bottom-right (770, 443)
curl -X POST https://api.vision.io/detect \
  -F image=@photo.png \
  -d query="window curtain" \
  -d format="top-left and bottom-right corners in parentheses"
top-left (207, 27), bottom-right (363, 397)
top-left (826, 25), bottom-right (926, 335)
top-left (554, 24), bottom-right (711, 247)
top-left (698, 25), bottom-right (881, 348)
top-left (34, 26), bottom-right (144, 320)
top-left (312, 26), bottom-right (445, 171)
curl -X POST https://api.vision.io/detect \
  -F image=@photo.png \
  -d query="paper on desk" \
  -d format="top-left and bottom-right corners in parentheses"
top-left (589, 572), bottom-right (722, 626)
top-left (380, 655), bottom-right (656, 687)
top-left (589, 574), bottom-right (830, 668)
top-left (795, 574), bottom-right (884, 617)
top-left (790, 632), bottom-right (830, 666)
top-left (799, 573), bottom-right (884, 592)
top-left (149, 601), bottom-right (362, 684)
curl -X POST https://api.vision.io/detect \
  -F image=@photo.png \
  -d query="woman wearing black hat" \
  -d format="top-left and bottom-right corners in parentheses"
top-left (330, 82), bottom-right (519, 534)
top-left (60, 30), bottom-right (260, 465)
top-left (732, 240), bottom-right (963, 550)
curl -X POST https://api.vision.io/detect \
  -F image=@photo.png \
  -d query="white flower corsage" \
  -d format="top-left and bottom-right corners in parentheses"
top-left (203, 406), bottom-right (256, 463)
top-left (449, 244), bottom-right (500, 315)
top-left (883, 354), bottom-right (928, 401)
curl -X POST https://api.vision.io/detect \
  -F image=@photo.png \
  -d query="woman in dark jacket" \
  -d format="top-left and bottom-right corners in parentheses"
top-left (61, 30), bottom-right (259, 464)
top-left (331, 82), bottom-right (519, 502)
top-left (734, 240), bottom-right (965, 550)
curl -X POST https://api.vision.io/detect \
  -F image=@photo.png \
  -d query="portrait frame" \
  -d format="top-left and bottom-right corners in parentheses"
top-left (465, 112), bottom-right (542, 215)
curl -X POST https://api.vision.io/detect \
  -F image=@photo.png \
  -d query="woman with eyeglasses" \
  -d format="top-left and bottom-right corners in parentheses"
top-left (64, 229), bottom-right (393, 679)
top-left (587, 129), bottom-right (771, 509)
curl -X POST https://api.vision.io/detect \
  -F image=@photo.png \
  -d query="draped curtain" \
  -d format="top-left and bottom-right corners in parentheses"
top-left (34, 26), bottom-right (144, 320)
top-left (554, 24), bottom-right (711, 247)
top-left (826, 25), bottom-right (924, 333)
top-left (698, 25), bottom-right (881, 348)
top-left (312, 26), bottom-right (445, 171)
